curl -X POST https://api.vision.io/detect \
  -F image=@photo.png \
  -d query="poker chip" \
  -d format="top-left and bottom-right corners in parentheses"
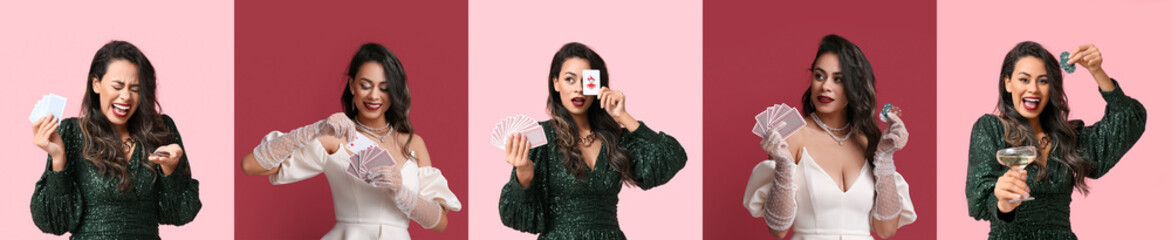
top-left (880, 103), bottom-right (893, 123)
top-left (1059, 51), bottom-right (1076, 74)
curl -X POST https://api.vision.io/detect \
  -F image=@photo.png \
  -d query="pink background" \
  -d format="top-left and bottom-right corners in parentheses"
top-left (703, 0), bottom-right (937, 239)
top-left (232, 1), bottom-right (468, 239)
top-left (468, 0), bottom-right (704, 239)
top-left (937, 0), bottom-right (1171, 238)
top-left (0, 1), bottom-right (235, 239)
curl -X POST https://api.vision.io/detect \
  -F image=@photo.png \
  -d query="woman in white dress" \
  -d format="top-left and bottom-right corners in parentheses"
top-left (743, 35), bottom-right (916, 239)
top-left (240, 43), bottom-right (461, 239)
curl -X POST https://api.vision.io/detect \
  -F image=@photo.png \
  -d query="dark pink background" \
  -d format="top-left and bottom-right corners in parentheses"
top-left (703, 0), bottom-right (937, 239)
top-left (234, 1), bottom-right (467, 239)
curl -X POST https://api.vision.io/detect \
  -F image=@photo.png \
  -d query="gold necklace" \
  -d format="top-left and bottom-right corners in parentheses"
top-left (1038, 134), bottom-right (1051, 151)
top-left (579, 131), bottom-right (596, 146)
top-left (121, 137), bottom-right (136, 151)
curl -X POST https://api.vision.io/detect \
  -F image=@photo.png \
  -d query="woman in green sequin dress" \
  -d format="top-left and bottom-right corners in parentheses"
top-left (965, 41), bottom-right (1145, 240)
top-left (29, 41), bottom-right (201, 240)
top-left (497, 42), bottom-right (688, 240)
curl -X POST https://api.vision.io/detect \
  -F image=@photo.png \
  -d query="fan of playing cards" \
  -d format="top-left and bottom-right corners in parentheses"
top-left (490, 114), bottom-right (548, 150)
top-left (346, 145), bottom-right (396, 183)
top-left (28, 94), bottom-right (67, 124)
top-left (751, 103), bottom-right (807, 140)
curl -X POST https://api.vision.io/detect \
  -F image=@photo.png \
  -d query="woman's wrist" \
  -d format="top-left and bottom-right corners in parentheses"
top-left (614, 112), bottom-right (640, 131)
top-left (1091, 70), bottom-right (1115, 92)
top-left (996, 200), bottom-right (1014, 213)
top-left (515, 166), bottom-right (534, 188)
top-left (50, 154), bottom-right (66, 171)
top-left (161, 163), bottom-right (177, 176)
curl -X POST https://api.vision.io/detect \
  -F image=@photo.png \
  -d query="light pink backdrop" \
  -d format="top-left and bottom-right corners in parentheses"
top-left (468, 0), bottom-right (703, 239)
top-left (938, 0), bottom-right (1171, 238)
top-left (0, 1), bottom-right (234, 239)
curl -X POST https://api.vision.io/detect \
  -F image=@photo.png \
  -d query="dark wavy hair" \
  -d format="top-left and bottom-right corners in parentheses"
top-left (995, 41), bottom-right (1091, 194)
top-left (546, 42), bottom-right (635, 185)
top-left (800, 34), bottom-right (881, 162)
top-left (79, 40), bottom-right (173, 192)
top-left (340, 43), bottom-right (415, 157)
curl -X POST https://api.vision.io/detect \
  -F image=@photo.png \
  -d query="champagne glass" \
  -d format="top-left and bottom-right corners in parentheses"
top-left (997, 146), bottom-right (1037, 202)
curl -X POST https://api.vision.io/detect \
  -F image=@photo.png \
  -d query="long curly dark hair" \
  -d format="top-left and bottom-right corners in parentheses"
top-left (79, 40), bottom-right (173, 192)
top-left (546, 42), bottom-right (636, 186)
top-left (800, 34), bottom-right (881, 162)
top-left (340, 43), bottom-right (415, 157)
top-left (995, 41), bottom-right (1092, 194)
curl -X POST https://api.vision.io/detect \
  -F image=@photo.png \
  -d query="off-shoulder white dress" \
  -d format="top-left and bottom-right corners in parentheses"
top-left (744, 147), bottom-right (915, 240)
top-left (264, 132), bottom-right (462, 240)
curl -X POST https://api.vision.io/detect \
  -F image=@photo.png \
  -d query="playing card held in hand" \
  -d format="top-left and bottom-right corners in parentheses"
top-left (752, 103), bottom-right (806, 140)
top-left (582, 69), bottom-right (601, 96)
top-left (29, 93), bottom-right (66, 124)
top-left (346, 145), bottom-right (396, 183)
top-left (490, 114), bottom-right (548, 150)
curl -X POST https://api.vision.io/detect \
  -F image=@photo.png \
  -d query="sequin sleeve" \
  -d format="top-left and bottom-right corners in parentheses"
top-left (498, 122), bottom-right (552, 234)
top-left (1077, 80), bottom-right (1146, 179)
top-left (965, 114), bottom-right (1010, 222)
top-left (30, 118), bottom-right (84, 235)
top-left (156, 115), bottom-right (202, 225)
top-left (622, 122), bottom-right (688, 190)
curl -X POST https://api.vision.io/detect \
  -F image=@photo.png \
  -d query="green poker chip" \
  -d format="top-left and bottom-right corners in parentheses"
top-left (1059, 51), bottom-right (1076, 74)
top-left (880, 103), bottom-right (893, 123)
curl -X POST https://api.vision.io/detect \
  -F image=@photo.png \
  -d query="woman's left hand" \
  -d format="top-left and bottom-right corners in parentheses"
top-left (877, 112), bottom-right (908, 154)
top-left (148, 144), bottom-right (184, 175)
top-left (1067, 44), bottom-right (1115, 91)
top-left (598, 87), bottom-right (640, 130)
top-left (1067, 44), bottom-right (1103, 74)
top-left (370, 164), bottom-right (404, 192)
top-left (598, 87), bottom-right (627, 116)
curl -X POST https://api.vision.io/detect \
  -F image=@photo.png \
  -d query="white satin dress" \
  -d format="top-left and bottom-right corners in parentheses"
top-left (744, 147), bottom-right (915, 240)
top-left (263, 132), bottom-right (462, 240)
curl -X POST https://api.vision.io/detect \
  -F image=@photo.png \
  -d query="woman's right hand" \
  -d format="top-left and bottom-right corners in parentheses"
top-left (32, 115), bottom-right (66, 170)
top-left (994, 169), bottom-right (1029, 213)
top-left (760, 123), bottom-right (793, 164)
top-left (504, 133), bottom-right (534, 187)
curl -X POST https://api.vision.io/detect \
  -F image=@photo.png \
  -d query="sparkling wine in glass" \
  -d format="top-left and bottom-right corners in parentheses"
top-left (997, 146), bottom-right (1037, 202)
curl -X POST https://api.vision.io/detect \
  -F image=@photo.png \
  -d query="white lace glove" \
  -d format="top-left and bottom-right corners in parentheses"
top-left (370, 164), bottom-right (445, 229)
top-left (760, 127), bottom-right (797, 231)
top-left (252, 113), bottom-right (355, 170)
top-left (873, 114), bottom-right (908, 220)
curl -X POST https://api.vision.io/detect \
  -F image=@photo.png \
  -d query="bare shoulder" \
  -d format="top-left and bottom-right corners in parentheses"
top-left (401, 132), bottom-right (427, 149)
top-left (401, 132), bottom-right (433, 166)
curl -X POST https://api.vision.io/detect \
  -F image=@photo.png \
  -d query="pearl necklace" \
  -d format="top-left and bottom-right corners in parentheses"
top-left (356, 120), bottom-right (392, 142)
top-left (811, 113), bottom-right (853, 145)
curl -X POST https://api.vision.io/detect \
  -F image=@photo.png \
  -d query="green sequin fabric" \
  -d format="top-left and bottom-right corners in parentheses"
top-left (499, 121), bottom-right (687, 240)
top-left (966, 80), bottom-right (1145, 240)
top-left (31, 115), bottom-right (202, 240)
